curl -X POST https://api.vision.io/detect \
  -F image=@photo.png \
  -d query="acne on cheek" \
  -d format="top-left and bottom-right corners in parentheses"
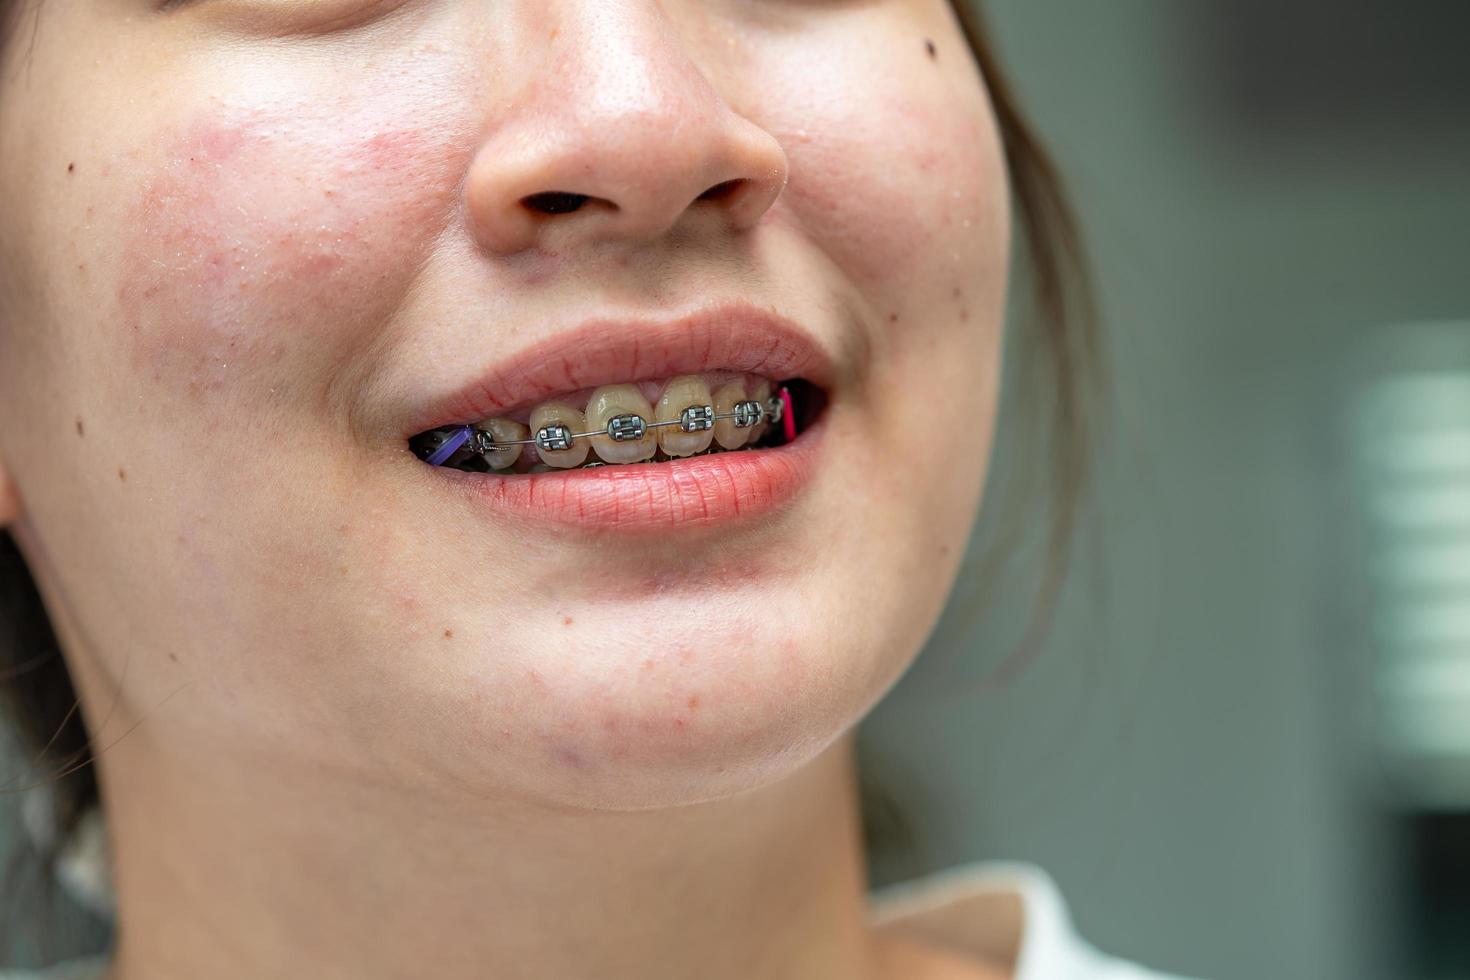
top-left (113, 110), bottom-right (466, 408)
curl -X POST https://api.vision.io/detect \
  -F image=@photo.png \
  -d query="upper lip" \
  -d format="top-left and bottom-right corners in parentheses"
top-left (402, 299), bottom-right (836, 435)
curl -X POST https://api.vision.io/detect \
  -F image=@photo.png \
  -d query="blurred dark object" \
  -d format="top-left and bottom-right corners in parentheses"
top-left (1403, 812), bottom-right (1470, 977)
top-left (1202, 0), bottom-right (1470, 136)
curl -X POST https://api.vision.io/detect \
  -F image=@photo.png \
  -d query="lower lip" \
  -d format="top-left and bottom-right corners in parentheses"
top-left (433, 418), bottom-right (826, 532)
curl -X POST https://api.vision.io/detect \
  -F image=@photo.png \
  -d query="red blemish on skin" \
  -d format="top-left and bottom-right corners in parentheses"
top-left (562, 616), bottom-right (573, 625)
top-left (196, 125), bottom-right (247, 165)
top-left (555, 747), bottom-right (585, 769)
top-left (113, 108), bottom-right (465, 407)
top-left (528, 668), bottom-right (547, 688)
top-left (960, 309), bottom-right (969, 322)
top-left (642, 658), bottom-right (655, 671)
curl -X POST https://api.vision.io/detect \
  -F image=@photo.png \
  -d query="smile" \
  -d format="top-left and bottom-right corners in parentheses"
top-left (409, 373), bottom-right (825, 473)
top-left (400, 302), bottom-right (838, 530)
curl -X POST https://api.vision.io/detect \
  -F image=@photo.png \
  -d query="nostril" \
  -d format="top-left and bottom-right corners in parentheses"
top-left (523, 192), bottom-right (590, 215)
top-left (697, 180), bottom-right (741, 202)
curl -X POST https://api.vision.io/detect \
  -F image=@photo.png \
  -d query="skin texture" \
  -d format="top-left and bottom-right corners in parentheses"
top-left (0, 2), bottom-right (1011, 978)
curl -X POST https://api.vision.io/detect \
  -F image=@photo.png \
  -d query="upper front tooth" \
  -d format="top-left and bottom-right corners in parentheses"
top-left (712, 380), bottom-right (750, 449)
top-left (585, 384), bottom-right (657, 464)
top-left (478, 417), bottom-right (528, 470)
top-left (655, 375), bottom-right (714, 458)
top-left (530, 401), bottom-right (591, 468)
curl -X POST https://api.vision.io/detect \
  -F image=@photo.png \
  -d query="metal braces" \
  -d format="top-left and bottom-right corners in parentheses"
top-left (418, 391), bottom-right (790, 468)
top-left (488, 396), bottom-right (782, 455)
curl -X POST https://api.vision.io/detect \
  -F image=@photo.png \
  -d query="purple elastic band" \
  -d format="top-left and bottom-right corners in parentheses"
top-left (426, 425), bottom-right (472, 466)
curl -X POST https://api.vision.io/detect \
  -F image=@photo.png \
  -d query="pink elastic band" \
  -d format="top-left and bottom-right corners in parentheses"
top-left (779, 386), bottom-right (796, 443)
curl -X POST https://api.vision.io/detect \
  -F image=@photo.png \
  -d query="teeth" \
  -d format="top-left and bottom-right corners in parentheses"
top-left (585, 384), bottom-right (658, 464)
top-left (655, 375), bottom-right (715, 458)
top-left (712, 380), bottom-right (750, 450)
top-left (478, 417), bottom-right (528, 470)
top-left (530, 401), bottom-right (591, 468)
top-left (747, 378), bottom-right (773, 444)
top-left (422, 372), bottom-right (788, 473)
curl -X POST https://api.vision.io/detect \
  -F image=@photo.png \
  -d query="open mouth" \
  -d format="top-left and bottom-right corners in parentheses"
top-left (408, 374), bottom-right (828, 474)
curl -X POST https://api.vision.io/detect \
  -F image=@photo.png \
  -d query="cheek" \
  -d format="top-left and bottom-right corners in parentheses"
top-left (778, 85), bottom-right (1006, 308)
top-left (112, 108), bottom-right (468, 412)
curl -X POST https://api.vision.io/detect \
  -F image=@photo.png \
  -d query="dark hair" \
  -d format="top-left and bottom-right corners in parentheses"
top-left (0, 0), bottom-right (1100, 964)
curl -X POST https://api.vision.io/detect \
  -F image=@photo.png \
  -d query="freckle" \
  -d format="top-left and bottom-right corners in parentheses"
top-left (168, 651), bottom-right (179, 663)
top-left (336, 522), bottom-right (351, 534)
top-left (687, 695), bottom-right (700, 711)
top-left (67, 162), bottom-right (75, 174)
top-left (75, 417), bottom-right (84, 437)
top-left (563, 616), bottom-right (573, 626)
top-left (642, 658), bottom-right (655, 671)
top-left (925, 39), bottom-right (937, 60)
top-left (444, 628), bottom-right (454, 638)
top-left (339, 564), bottom-right (349, 576)
top-left (888, 313), bottom-right (899, 323)
top-left (952, 285), bottom-right (962, 299)
top-left (117, 466), bottom-right (126, 482)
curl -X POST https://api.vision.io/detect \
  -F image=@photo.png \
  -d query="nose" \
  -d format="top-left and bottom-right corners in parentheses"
top-left (464, 3), bottom-right (790, 257)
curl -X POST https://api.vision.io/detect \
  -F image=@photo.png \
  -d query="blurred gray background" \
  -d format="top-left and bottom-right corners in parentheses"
top-left (862, 2), bottom-right (1470, 979)
top-left (4, 1), bottom-right (1469, 978)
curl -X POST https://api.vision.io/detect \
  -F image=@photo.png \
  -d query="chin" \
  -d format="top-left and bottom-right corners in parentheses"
top-left (366, 580), bottom-right (925, 813)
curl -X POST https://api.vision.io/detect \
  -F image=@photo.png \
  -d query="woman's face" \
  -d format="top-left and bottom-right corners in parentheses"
top-left (0, 0), bottom-right (1007, 807)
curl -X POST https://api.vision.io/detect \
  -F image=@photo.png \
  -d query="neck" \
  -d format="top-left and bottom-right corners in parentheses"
top-left (97, 726), bottom-right (888, 980)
